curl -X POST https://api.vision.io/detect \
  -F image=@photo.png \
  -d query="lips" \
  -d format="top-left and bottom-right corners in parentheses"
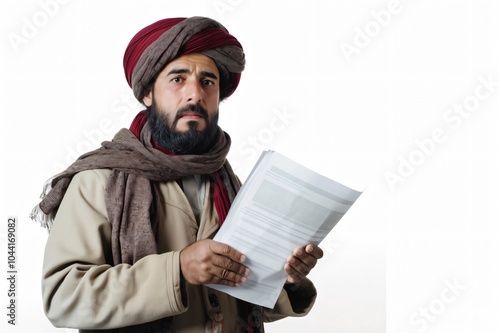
top-left (175, 104), bottom-right (209, 123)
top-left (180, 111), bottom-right (203, 119)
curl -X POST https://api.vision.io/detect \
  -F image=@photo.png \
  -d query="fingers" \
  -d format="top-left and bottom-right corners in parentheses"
top-left (208, 241), bottom-right (249, 286)
top-left (211, 267), bottom-right (249, 287)
top-left (209, 241), bottom-right (246, 263)
top-left (222, 268), bottom-right (228, 279)
top-left (284, 263), bottom-right (303, 284)
top-left (295, 244), bottom-right (323, 267)
top-left (211, 254), bottom-right (250, 278)
top-left (285, 254), bottom-right (311, 279)
top-left (209, 254), bottom-right (249, 287)
top-left (289, 248), bottom-right (316, 271)
top-left (305, 244), bottom-right (324, 259)
top-left (285, 244), bottom-right (323, 284)
top-left (180, 239), bottom-right (249, 287)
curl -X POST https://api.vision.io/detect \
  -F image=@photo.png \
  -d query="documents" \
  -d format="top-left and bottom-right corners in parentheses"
top-left (208, 150), bottom-right (363, 308)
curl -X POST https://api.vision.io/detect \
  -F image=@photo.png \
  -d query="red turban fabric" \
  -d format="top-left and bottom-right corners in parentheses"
top-left (123, 16), bottom-right (245, 102)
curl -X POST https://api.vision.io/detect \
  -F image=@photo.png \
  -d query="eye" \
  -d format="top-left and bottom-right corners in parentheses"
top-left (202, 79), bottom-right (214, 86)
top-left (172, 77), bottom-right (183, 83)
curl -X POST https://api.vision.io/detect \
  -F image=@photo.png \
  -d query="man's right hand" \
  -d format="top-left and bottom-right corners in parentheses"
top-left (179, 239), bottom-right (249, 287)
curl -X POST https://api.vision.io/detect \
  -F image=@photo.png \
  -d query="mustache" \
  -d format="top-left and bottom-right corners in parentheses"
top-left (175, 104), bottom-right (209, 120)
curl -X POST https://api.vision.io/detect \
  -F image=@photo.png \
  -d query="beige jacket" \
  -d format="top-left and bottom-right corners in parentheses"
top-left (42, 169), bottom-right (316, 332)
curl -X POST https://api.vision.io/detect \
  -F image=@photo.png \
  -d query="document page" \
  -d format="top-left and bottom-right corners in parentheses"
top-left (208, 150), bottom-right (363, 308)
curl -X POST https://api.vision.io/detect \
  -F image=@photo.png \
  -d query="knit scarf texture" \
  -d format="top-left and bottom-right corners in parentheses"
top-left (31, 115), bottom-right (264, 332)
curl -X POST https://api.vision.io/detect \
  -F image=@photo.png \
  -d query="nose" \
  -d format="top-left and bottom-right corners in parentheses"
top-left (185, 80), bottom-right (202, 104)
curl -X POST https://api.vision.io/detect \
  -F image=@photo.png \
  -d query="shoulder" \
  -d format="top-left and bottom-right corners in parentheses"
top-left (49, 170), bottom-right (113, 236)
top-left (72, 168), bottom-right (112, 183)
top-left (60, 169), bottom-right (112, 215)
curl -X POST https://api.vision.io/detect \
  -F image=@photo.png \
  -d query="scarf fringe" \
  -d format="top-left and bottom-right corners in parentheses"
top-left (30, 177), bottom-right (56, 232)
top-left (30, 204), bottom-right (54, 232)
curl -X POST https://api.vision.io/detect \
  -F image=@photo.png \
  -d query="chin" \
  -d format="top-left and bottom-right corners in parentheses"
top-left (178, 120), bottom-right (206, 132)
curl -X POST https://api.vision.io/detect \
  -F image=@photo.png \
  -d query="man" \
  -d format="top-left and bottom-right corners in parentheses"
top-left (32, 16), bottom-right (323, 332)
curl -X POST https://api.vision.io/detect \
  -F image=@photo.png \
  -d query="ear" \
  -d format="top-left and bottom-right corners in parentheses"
top-left (143, 90), bottom-right (152, 107)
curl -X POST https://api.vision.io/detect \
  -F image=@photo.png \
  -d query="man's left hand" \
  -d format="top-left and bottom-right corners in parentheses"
top-left (284, 244), bottom-right (323, 284)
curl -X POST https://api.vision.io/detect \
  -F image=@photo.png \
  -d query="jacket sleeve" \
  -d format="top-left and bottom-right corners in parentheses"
top-left (263, 278), bottom-right (317, 322)
top-left (42, 170), bottom-right (188, 330)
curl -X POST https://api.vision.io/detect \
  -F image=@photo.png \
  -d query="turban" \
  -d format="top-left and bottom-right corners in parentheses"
top-left (123, 16), bottom-right (245, 102)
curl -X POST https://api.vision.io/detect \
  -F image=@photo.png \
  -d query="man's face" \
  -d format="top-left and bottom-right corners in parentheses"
top-left (143, 53), bottom-right (220, 132)
top-left (143, 53), bottom-right (221, 154)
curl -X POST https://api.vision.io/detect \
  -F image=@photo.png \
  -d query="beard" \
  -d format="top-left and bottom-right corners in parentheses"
top-left (147, 101), bottom-right (220, 155)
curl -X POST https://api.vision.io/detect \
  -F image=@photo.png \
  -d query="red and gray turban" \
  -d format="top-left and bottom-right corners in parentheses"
top-left (123, 16), bottom-right (245, 102)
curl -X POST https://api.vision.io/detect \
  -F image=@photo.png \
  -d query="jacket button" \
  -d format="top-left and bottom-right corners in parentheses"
top-left (209, 293), bottom-right (219, 307)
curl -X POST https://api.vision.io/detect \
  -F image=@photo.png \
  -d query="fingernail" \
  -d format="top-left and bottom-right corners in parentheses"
top-left (245, 268), bottom-right (250, 277)
top-left (241, 277), bottom-right (247, 284)
top-left (240, 255), bottom-right (246, 263)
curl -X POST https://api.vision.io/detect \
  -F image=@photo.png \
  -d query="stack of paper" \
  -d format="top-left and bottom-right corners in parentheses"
top-left (209, 150), bottom-right (363, 308)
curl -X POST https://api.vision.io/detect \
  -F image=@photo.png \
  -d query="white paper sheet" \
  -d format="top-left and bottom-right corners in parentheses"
top-left (208, 151), bottom-right (363, 308)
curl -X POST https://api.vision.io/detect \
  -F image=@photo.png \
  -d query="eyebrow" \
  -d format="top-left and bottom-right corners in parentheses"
top-left (201, 71), bottom-right (218, 80)
top-left (167, 68), bottom-right (218, 80)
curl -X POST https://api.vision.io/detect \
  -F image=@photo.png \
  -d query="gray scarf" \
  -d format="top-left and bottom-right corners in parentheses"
top-left (31, 123), bottom-right (264, 332)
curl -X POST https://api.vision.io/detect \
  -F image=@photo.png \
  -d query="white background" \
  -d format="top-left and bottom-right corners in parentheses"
top-left (1, 0), bottom-right (499, 332)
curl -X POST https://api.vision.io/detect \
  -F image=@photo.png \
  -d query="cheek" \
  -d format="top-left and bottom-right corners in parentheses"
top-left (156, 94), bottom-right (181, 114)
top-left (207, 93), bottom-right (220, 114)
top-left (157, 85), bottom-right (182, 102)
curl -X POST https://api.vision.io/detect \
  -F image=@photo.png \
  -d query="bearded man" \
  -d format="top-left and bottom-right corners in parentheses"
top-left (33, 16), bottom-right (322, 332)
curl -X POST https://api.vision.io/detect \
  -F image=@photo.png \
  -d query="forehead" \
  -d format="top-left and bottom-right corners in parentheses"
top-left (164, 53), bottom-right (219, 74)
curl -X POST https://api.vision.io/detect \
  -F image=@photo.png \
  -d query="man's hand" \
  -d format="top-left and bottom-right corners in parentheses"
top-left (285, 244), bottom-right (323, 284)
top-left (180, 239), bottom-right (249, 287)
